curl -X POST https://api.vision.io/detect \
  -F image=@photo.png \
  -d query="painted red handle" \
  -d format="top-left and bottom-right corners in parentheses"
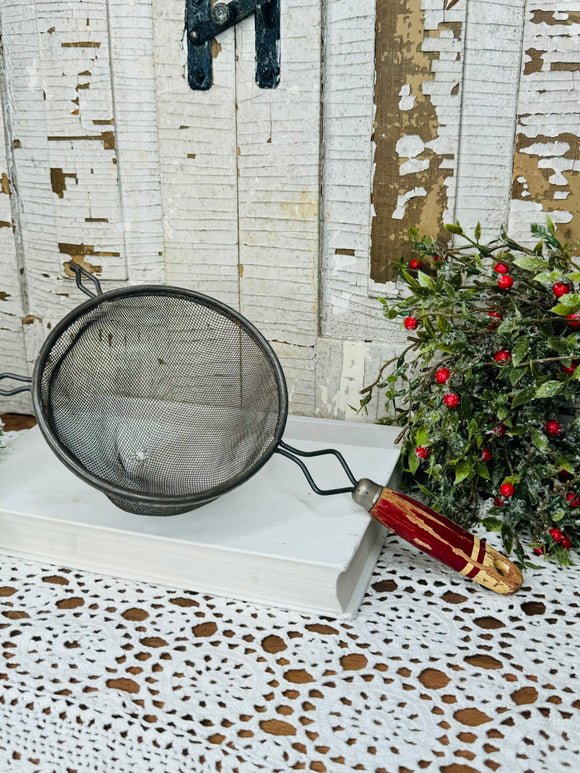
top-left (370, 487), bottom-right (522, 594)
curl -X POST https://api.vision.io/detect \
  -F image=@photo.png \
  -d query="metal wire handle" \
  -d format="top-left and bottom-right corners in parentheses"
top-left (68, 262), bottom-right (103, 298)
top-left (0, 372), bottom-right (32, 396)
top-left (274, 441), bottom-right (358, 496)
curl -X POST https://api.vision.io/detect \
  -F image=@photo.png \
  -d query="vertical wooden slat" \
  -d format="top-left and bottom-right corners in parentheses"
top-left (454, 0), bottom-right (526, 239)
top-left (153, 0), bottom-right (240, 307)
top-left (107, 0), bottom-right (165, 283)
top-left (370, 0), bottom-right (466, 282)
top-left (508, 1), bottom-right (580, 244)
top-left (0, 56), bottom-right (31, 413)
top-left (235, 0), bottom-right (322, 414)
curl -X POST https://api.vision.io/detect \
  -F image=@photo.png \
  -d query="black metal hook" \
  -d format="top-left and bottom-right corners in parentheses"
top-left (68, 263), bottom-right (103, 299)
top-left (274, 441), bottom-right (357, 496)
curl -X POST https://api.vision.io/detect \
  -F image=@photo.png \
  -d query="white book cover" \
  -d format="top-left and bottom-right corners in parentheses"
top-left (0, 416), bottom-right (401, 617)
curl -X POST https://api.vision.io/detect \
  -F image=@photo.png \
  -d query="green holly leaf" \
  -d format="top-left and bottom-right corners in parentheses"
top-left (512, 386), bottom-right (536, 408)
top-left (565, 271), bottom-right (580, 282)
top-left (535, 380), bottom-right (564, 399)
top-left (481, 516), bottom-right (503, 532)
top-left (533, 269), bottom-right (563, 284)
top-left (513, 256), bottom-right (548, 273)
top-left (551, 292), bottom-right (580, 315)
top-left (416, 426), bottom-right (429, 446)
top-left (455, 460), bottom-right (472, 484)
top-left (474, 222), bottom-right (481, 242)
top-left (445, 223), bottom-right (464, 235)
top-left (530, 428), bottom-right (548, 451)
top-left (501, 523), bottom-right (514, 555)
top-left (512, 338), bottom-right (529, 366)
top-left (508, 367), bottom-right (527, 387)
top-left (408, 450), bottom-right (420, 475)
top-left (417, 270), bottom-right (436, 291)
top-left (477, 463), bottom-right (491, 480)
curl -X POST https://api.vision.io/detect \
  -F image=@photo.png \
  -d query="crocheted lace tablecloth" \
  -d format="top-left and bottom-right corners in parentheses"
top-left (0, 533), bottom-right (578, 773)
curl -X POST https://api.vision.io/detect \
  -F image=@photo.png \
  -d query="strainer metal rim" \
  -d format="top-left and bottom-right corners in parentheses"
top-left (31, 284), bottom-right (289, 509)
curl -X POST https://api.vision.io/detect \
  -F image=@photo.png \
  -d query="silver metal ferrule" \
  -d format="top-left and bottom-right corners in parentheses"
top-left (351, 478), bottom-right (383, 513)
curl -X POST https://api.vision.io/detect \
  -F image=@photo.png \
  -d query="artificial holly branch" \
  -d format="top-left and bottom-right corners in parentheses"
top-left (362, 220), bottom-right (580, 567)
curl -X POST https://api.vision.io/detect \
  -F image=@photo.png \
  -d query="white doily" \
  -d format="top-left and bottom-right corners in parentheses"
top-left (1, 533), bottom-right (579, 772)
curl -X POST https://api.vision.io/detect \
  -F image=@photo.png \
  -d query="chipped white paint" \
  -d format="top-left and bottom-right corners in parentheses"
top-left (392, 187), bottom-right (428, 220)
top-left (507, 0), bottom-right (580, 245)
top-left (453, 0), bottom-right (526, 241)
top-left (107, 0), bottom-right (165, 284)
top-left (0, 53), bottom-right (31, 414)
top-left (152, 0), bottom-right (239, 307)
top-left (398, 85), bottom-right (416, 111)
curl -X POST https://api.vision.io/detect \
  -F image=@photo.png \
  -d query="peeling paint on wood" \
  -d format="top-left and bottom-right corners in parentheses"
top-left (371, 0), bottom-right (464, 283)
top-left (508, 1), bottom-right (580, 244)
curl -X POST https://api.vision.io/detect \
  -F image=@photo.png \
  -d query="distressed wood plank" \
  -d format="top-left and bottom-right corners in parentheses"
top-left (371, 0), bottom-right (465, 282)
top-left (0, 60), bottom-right (31, 413)
top-left (236, 0), bottom-right (321, 347)
top-left (107, 0), bottom-right (165, 283)
top-left (153, 0), bottom-right (239, 306)
top-left (320, 0), bottom-right (386, 343)
top-left (235, 0), bottom-right (321, 413)
top-left (454, 0), bottom-right (526, 239)
top-left (508, 0), bottom-right (580, 243)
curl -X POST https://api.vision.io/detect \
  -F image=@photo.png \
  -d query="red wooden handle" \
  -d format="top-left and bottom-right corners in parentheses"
top-left (369, 486), bottom-right (522, 594)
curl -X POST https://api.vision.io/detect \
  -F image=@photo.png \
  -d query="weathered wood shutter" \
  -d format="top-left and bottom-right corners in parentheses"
top-left (0, 0), bottom-right (579, 422)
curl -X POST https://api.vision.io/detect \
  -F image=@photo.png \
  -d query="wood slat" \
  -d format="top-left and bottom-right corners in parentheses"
top-left (0, 51), bottom-right (31, 413)
top-left (236, 0), bottom-right (322, 413)
top-left (153, 0), bottom-right (239, 307)
top-left (508, 0), bottom-right (580, 244)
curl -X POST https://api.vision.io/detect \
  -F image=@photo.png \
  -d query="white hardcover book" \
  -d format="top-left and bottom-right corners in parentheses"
top-left (0, 416), bottom-right (401, 618)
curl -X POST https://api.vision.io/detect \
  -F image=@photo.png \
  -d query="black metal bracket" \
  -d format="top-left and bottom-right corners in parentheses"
top-left (186, 0), bottom-right (280, 90)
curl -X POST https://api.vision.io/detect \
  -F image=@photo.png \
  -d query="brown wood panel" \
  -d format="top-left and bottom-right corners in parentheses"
top-left (371, 0), bottom-right (461, 283)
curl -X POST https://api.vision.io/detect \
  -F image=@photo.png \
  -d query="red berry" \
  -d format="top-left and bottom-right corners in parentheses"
top-left (565, 492), bottom-right (580, 508)
top-left (566, 312), bottom-right (580, 329)
top-left (493, 497), bottom-right (505, 507)
top-left (435, 368), bottom-right (451, 384)
top-left (409, 259), bottom-right (423, 270)
top-left (561, 535), bottom-right (572, 549)
top-left (493, 424), bottom-right (506, 437)
top-left (493, 263), bottom-right (509, 274)
top-left (404, 316), bottom-right (419, 330)
top-left (559, 469), bottom-right (572, 480)
top-left (433, 254), bottom-right (442, 262)
top-left (549, 527), bottom-right (563, 543)
top-left (545, 420), bottom-right (562, 437)
top-left (533, 546), bottom-right (545, 556)
top-left (443, 392), bottom-right (460, 408)
top-left (499, 482), bottom-right (515, 498)
top-left (415, 446), bottom-right (430, 460)
top-left (553, 282), bottom-right (571, 298)
top-left (486, 310), bottom-right (502, 330)
top-left (480, 448), bottom-right (492, 462)
top-left (497, 275), bottom-right (514, 289)
top-left (494, 349), bottom-right (511, 363)
top-left (562, 362), bottom-right (578, 375)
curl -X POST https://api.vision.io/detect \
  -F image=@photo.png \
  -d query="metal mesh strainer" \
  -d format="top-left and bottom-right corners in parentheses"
top-left (33, 279), bottom-right (287, 515)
